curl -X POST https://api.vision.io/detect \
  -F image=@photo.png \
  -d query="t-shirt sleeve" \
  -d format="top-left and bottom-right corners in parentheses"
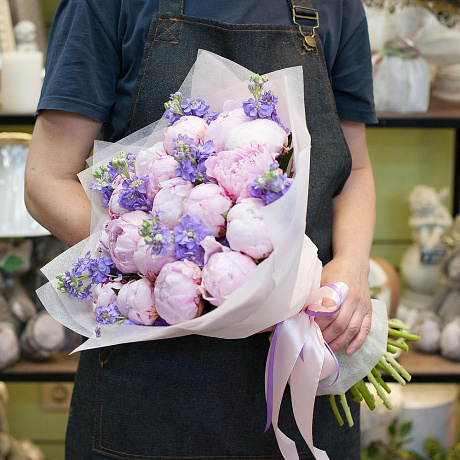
top-left (331, 9), bottom-right (378, 124)
top-left (37, 0), bottom-right (120, 122)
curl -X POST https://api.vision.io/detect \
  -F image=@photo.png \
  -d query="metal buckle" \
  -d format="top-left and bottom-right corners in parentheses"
top-left (292, 5), bottom-right (319, 50)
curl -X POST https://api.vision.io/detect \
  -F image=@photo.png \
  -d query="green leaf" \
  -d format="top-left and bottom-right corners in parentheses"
top-left (278, 148), bottom-right (293, 174)
top-left (399, 421), bottom-right (413, 438)
top-left (388, 420), bottom-right (397, 438)
top-left (0, 253), bottom-right (24, 274)
top-left (425, 438), bottom-right (445, 459)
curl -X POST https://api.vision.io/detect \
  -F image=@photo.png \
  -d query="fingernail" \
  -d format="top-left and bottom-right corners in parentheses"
top-left (346, 347), bottom-right (356, 355)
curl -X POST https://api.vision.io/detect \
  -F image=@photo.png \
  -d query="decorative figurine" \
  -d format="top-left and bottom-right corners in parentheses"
top-left (400, 185), bottom-right (452, 299)
top-left (13, 20), bottom-right (39, 52)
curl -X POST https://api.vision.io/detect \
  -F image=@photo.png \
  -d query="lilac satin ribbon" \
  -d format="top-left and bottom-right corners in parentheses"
top-left (265, 282), bottom-right (349, 460)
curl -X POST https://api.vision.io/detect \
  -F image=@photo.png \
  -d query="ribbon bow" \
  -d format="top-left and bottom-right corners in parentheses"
top-left (265, 282), bottom-right (349, 460)
top-left (371, 20), bottom-right (426, 76)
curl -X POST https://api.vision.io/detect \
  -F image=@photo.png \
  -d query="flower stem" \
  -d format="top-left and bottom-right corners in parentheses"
top-left (371, 367), bottom-right (391, 394)
top-left (388, 328), bottom-right (420, 342)
top-left (388, 320), bottom-right (411, 330)
top-left (339, 393), bottom-right (354, 427)
top-left (328, 395), bottom-right (344, 426)
top-left (384, 352), bottom-right (412, 382)
top-left (387, 344), bottom-right (398, 354)
top-left (367, 371), bottom-right (393, 409)
top-left (354, 380), bottom-right (375, 410)
top-left (387, 339), bottom-right (409, 352)
top-left (350, 384), bottom-right (363, 403)
top-left (379, 357), bottom-right (406, 386)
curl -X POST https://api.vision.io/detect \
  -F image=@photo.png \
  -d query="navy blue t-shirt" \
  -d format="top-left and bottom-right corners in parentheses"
top-left (38, 0), bottom-right (378, 142)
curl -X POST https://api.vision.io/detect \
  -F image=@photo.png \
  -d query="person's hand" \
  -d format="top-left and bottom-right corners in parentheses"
top-left (315, 256), bottom-right (372, 355)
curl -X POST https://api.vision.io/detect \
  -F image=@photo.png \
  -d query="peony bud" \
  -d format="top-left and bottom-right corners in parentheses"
top-left (152, 177), bottom-right (193, 229)
top-left (204, 107), bottom-right (248, 152)
top-left (106, 210), bottom-right (149, 273)
top-left (201, 237), bottom-right (257, 306)
top-left (224, 118), bottom-right (288, 153)
top-left (133, 238), bottom-right (176, 281)
top-left (226, 198), bottom-right (273, 259)
top-left (117, 277), bottom-right (158, 326)
top-left (183, 183), bottom-right (232, 237)
top-left (154, 260), bottom-right (204, 325)
top-left (205, 143), bottom-right (276, 202)
top-left (163, 116), bottom-right (207, 155)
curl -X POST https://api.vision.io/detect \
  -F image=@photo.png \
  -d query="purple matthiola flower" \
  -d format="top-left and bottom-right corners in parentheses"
top-left (173, 136), bottom-right (216, 184)
top-left (90, 255), bottom-right (115, 284)
top-left (118, 175), bottom-right (152, 212)
top-left (248, 162), bottom-right (294, 205)
top-left (90, 152), bottom-right (136, 207)
top-left (95, 302), bottom-right (121, 324)
top-left (173, 215), bottom-right (211, 268)
top-left (242, 98), bottom-right (260, 119)
top-left (56, 252), bottom-right (116, 300)
top-left (181, 98), bottom-right (210, 117)
top-left (195, 140), bottom-right (216, 162)
top-left (165, 92), bottom-right (184, 124)
top-left (149, 225), bottom-right (174, 256)
top-left (261, 90), bottom-right (278, 106)
top-left (139, 212), bottom-right (174, 256)
top-left (242, 97), bottom-right (273, 119)
top-left (153, 317), bottom-right (170, 327)
top-left (203, 110), bottom-right (220, 125)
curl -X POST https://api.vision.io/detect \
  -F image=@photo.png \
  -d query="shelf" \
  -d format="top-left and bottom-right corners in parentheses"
top-left (395, 348), bottom-right (460, 383)
top-left (0, 108), bottom-right (35, 125)
top-left (0, 352), bottom-right (79, 382)
top-left (0, 348), bottom-right (458, 383)
top-left (375, 97), bottom-right (460, 128)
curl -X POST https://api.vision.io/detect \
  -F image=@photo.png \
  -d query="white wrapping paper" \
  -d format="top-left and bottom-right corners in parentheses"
top-left (37, 50), bottom-right (387, 395)
top-left (365, 5), bottom-right (460, 113)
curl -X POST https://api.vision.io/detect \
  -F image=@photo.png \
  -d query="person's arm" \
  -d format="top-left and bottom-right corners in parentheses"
top-left (25, 110), bottom-right (103, 246)
top-left (316, 120), bottom-right (376, 355)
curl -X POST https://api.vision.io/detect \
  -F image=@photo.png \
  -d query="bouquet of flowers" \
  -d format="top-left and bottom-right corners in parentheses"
top-left (37, 51), bottom-right (417, 460)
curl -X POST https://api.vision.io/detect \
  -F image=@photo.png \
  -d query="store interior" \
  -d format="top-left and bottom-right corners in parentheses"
top-left (0, 1), bottom-right (459, 459)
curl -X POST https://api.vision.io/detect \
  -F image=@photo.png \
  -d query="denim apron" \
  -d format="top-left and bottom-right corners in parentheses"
top-left (66, 1), bottom-right (359, 459)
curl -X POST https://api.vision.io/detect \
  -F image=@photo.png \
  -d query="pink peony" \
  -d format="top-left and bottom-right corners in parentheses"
top-left (135, 146), bottom-right (177, 201)
top-left (152, 177), bottom-right (193, 229)
top-left (96, 220), bottom-right (111, 258)
top-left (92, 278), bottom-right (125, 313)
top-left (117, 277), bottom-right (158, 326)
top-left (204, 143), bottom-right (277, 202)
top-left (224, 118), bottom-right (288, 153)
top-left (183, 183), bottom-right (232, 237)
top-left (133, 238), bottom-right (175, 281)
top-left (226, 198), bottom-right (273, 259)
top-left (201, 237), bottom-right (257, 306)
top-left (163, 116), bottom-right (208, 155)
top-left (204, 107), bottom-right (248, 152)
top-left (205, 107), bottom-right (288, 154)
top-left (108, 179), bottom-right (128, 219)
top-left (106, 210), bottom-right (149, 273)
top-left (154, 260), bottom-right (204, 325)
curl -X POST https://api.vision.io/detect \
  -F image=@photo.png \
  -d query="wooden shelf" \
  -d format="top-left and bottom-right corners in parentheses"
top-left (395, 348), bottom-right (460, 383)
top-left (0, 108), bottom-right (35, 125)
top-left (0, 352), bottom-right (79, 382)
top-left (0, 348), bottom-right (458, 383)
top-left (375, 97), bottom-right (460, 128)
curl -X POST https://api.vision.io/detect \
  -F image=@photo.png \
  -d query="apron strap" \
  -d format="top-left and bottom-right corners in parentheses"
top-left (287, 0), bottom-right (319, 50)
top-left (158, 0), bottom-right (184, 15)
top-left (287, 0), bottom-right (314, 8)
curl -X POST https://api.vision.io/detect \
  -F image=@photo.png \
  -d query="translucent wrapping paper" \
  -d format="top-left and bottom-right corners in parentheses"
top-left (37, 50), bottom-right (387, 397)
top-left (365, 5), bottom-right (460, 112)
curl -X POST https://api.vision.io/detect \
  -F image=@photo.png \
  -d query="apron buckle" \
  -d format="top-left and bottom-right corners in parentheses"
top-left (291, 5), bottom-right (319, 51)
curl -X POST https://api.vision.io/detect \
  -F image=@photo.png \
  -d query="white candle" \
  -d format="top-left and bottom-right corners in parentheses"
top-left (1, 51), bottom-right (43, 113)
